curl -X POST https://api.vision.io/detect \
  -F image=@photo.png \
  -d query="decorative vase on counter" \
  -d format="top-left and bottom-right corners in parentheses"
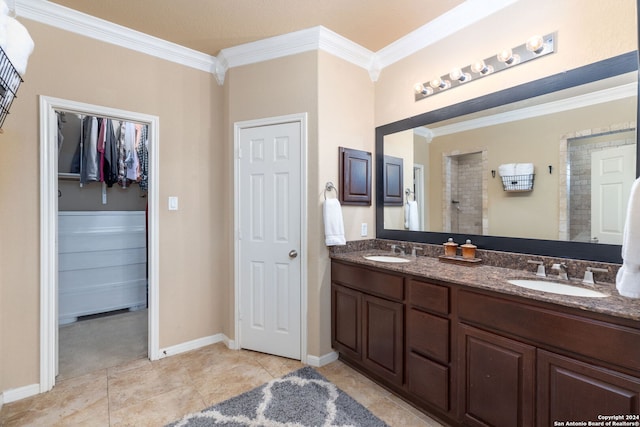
top-left (444, 238), bottom-right (458, 257)
top-left (461, 239), bottom-right (477, 259)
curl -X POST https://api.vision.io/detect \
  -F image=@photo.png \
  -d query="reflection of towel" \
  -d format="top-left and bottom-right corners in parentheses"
top-left (616, 177), bottom-right (640, 298)
top-left (323, 198), bottom-right (346, 246)
top-left (515, 163), bottom-right (534, 175)
top-left (499, 163), bottom-right (534, 190)
top-left (498, 163), bottom-right (516, 177)
top-left (405, 201), bottom-right (419, 231)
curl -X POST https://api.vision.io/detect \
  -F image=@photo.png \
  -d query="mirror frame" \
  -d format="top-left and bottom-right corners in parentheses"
top-left (376, 51), bottom-right (639, 263)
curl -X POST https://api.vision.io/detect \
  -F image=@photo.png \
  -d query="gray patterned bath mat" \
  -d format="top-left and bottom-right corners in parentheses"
top-left (167, 366), bottom-right (388, 426)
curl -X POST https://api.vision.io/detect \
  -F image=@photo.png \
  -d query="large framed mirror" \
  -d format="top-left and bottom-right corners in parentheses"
top-left (376, 52), bottom-right (639, 263)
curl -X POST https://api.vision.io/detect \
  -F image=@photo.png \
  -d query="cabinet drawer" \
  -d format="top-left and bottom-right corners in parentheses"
top-left (407, 351), bottom-right (449, 412)
top-left (458, 290), bottom-right (640, 374)
top-left (407, 308), bottom-right (449, 363)
top-left (408, 279), bottom-right (449, 315)
top-left (332, 261), bottom-right (404, 301)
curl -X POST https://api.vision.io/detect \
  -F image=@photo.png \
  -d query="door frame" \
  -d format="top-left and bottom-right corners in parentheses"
top-left (39, 96), bottom-right (160, 393)
top-left (233, 113), bottom-right (308, 363)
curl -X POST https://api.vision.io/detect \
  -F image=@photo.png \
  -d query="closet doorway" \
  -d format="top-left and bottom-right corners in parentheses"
top-left (39, 96), bottom-right (160, 392)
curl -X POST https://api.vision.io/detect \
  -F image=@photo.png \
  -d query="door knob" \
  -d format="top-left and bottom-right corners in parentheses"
top-left (289, 250), bottom-right (298, 258)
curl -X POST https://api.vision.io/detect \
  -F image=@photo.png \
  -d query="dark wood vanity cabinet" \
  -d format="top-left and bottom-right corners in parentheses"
top-left (331, 261), bottom-right (404, 386)
top-left (330, 259), bottom-right (640, 426)
top-left (458, 324), bottom-right (536, 427)
top-left (537, 350), bottom-right (640, 424)
top-left (406, 279), bottom-right (452, 413)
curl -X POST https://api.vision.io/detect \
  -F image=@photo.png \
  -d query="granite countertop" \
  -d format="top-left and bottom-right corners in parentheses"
top-left (331, 249), bottom-right (640, 322)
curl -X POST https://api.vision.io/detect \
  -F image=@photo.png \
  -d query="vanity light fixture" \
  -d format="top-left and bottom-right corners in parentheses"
top-left (415, 32), bottom-right (556, 101)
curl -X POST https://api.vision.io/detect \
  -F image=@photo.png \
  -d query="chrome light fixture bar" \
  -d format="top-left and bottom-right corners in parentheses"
top-left (414, 33), bottom-right (556, 101)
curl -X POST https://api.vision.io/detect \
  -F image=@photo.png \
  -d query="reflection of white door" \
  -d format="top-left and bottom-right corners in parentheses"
top-left (237, 121), bottom-right (302, 360)
top-left (591, 145), bottom-right (636, 244)
top-left (413, 165), bottom-right (425, 230)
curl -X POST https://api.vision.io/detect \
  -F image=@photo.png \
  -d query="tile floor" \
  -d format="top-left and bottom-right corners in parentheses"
top-left (0, 342), bottom-right (445, 426)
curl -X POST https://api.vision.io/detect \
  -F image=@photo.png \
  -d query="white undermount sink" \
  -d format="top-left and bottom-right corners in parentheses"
top-left (508, 279), bottom-right (609, 298)
top-left (363, 255), bottom-right (411, 263)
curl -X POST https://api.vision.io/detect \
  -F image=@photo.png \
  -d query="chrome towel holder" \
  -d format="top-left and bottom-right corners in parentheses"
top-left (324, 182), bottom-right (339, 200)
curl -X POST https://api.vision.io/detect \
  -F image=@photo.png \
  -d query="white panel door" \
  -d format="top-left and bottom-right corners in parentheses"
top-left (238, 121), bottom-right (301, 359)
top-left (591, 144), bottom-right (636, 244)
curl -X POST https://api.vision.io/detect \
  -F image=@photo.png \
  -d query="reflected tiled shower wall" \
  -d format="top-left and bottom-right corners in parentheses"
top-left (450, 152), bottom-right (483, 235)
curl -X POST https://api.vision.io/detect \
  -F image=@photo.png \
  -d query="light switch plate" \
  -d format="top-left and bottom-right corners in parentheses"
top-left (361, 223), bottom-right (368, 236)
top-left (168, 196), bottom-right (179, 211)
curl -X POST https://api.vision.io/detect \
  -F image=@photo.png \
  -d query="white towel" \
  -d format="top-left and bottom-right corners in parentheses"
top-left (323, 198), bottom-right (346, 246)
top-left (616, 177), bottom-right (640, 298)
top-left (498, 163), bottom-right (516, 177)
top-left (515, 163), bottom-right (534, 176)
top-left (1, 16), bottom-right (34, 76)
top-left (406, 200), bottom-right (419, 231)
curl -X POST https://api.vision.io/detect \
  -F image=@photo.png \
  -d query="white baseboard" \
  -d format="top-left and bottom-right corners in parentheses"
top-left (2, 383), bottom-right (40, 404)
top-left (158, 333), bottom-right (235, 359)
top-left (306, 351), bottom-right (338, 367)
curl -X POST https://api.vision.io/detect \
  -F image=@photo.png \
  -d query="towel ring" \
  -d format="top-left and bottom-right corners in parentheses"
top-left (405, 188), bottom-right (415, 202)
top-left (324, 182), bottom-right (339, 200)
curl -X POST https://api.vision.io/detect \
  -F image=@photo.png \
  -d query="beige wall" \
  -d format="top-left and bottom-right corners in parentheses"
top-left (0, 20), bottom-right (226, 391)
top-left (317, 51), bottom-right (374, 356)
top-left (375, 0), bottom-right (638, 127)
top-left (225, 50), bottom-right (374, 358)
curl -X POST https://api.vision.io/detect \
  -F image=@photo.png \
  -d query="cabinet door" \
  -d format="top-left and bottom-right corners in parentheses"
top-left (362, 293), bottom-right (404, 385)
top-left (537, 349), bottom-right (640, 426)
top-left (331, 284), bottom-right (361, 360)
top-left (338, 147), bottom-right (371, 206)
top-left (458, 324), bottom-right (535, 427)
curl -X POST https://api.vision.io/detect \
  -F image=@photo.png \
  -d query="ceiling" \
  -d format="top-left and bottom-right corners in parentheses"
top-left (47, 0), bottom-right (465, 56)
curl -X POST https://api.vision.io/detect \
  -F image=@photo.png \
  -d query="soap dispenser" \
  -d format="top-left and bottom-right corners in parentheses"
top-left (461, 239), bottom-right (477, 259)
top-left (444, 238), bottom-right (458, 257)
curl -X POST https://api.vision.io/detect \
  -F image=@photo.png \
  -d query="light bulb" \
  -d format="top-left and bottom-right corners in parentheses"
top-left (430, 78), bottom-right (444, 89)
top-left (497, 48), bottom-right (513, 63)
top-left (526, 35), bottom-right (545, 53)
top-left (414, 83), bottom-right (433, 96)
top-left (449, 67), bottom-right (471, 83)
top-left (449, 67), bottom-right (463, 80)
top-left (470, 60), bottom-right (493, 75)
top-left (497, 48), bottom-right (519, 65)
top-left (429, 78), bottom-right (450, 90)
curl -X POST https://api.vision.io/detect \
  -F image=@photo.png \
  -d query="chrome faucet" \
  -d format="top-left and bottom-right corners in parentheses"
top-left (411, 247), bottom-right (424, 257)
top-left (390, 244), bottom-right (406, 256)
top-left (527, 260), bottom-right (546, 277)
top-left (582, 266), bottom-right (609, 286)
top-left (551, 263), bottom-right (569, 280)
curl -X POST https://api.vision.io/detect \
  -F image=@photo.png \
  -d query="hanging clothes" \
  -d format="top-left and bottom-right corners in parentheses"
top-left (69, 116), bottom-right (148, 190)
top-left (137, 125), bottom-right (149, 192)
top-left (103, 119), bottom-right (119, 187)
top-left (85, 116), bottom-right (100, 182)
top-left (124, 122), bottom-right (139, 182)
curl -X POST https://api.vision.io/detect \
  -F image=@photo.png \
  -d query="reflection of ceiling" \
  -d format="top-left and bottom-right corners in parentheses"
top-left (47, 0), bottom-right (465, 55)
top-left (425, 72), bottom-right (638, 136)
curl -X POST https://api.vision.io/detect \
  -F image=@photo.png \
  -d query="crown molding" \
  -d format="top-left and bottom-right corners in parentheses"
top-left (375, 0), bottom-right (520, 69)
top-left (15, 0), bottom-right (217, 74)
top-left (16, 0), bottom-right (518, 85)
top-left (431, 82), bottom-right (638, 137)
top-left (216, 26), bottom-right (375, 84)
